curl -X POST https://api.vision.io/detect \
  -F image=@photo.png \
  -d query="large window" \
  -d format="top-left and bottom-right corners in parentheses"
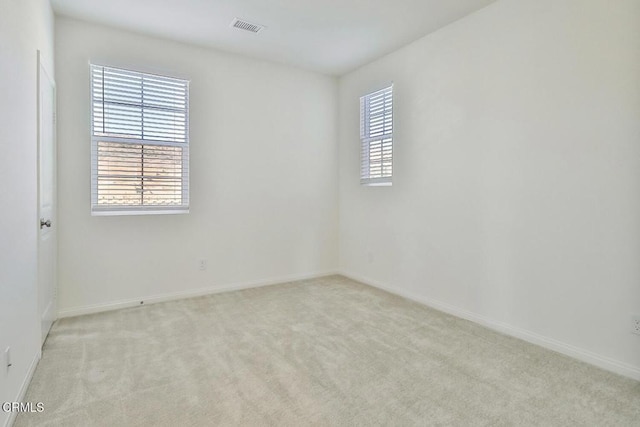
top-left (360, 84), bottom-right (393, 186)
top-left (90, 64), bottom-right (189, 215)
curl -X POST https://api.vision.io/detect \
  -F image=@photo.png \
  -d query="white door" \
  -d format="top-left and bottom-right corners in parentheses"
top-left (37, 51), bottom-right (56, 345)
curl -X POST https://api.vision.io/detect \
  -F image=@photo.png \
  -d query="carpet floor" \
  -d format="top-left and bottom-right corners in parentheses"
top-left (15, 275), bottom-right (640, 426)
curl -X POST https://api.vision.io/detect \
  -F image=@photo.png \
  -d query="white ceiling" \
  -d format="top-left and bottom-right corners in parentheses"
top-left (51, 0), bottom-right (496, 76)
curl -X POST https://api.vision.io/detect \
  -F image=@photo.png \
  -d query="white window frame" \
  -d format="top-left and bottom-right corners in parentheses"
top-left (360, 84), bottom-right (393, 186)
top-left (90, 64), bottom-right (190, 215)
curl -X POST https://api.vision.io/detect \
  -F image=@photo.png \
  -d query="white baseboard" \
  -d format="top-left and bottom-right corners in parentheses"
top-left (341, 271), bottom-right (640, 382)
top-left (3, 350), bottom-right (41, 427)
top-left (57, 270), bottom-right (338, 319)
top-left (54, 269), bottom-right (640, 380)
top-left (41, 300), bottom-right (54, 344)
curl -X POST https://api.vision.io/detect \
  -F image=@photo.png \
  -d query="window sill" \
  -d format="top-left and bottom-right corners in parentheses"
top-left (91, 208), bottom-right (190, 216)
top-left (362, 182), bottom-right (392, 187)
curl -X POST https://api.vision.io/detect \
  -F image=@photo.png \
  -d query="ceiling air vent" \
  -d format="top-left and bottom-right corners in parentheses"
top-left (230, 18), bottom-right (265, 34)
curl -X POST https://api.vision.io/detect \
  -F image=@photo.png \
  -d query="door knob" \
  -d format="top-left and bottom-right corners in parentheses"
top-left (40, 218), bottom-right (52, 229)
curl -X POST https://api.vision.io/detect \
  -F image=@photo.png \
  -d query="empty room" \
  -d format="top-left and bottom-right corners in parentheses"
top-left (2, 0), bottom-right (640, 425)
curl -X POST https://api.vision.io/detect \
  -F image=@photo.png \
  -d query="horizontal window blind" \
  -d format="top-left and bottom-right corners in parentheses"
top-left (360, 85), bottom-right (393, 186)
top-left (90, 64), bottom-right (189, 214)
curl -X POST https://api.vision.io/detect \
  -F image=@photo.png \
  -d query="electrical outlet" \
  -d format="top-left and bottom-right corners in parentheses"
top-left (632, 315), bottom-right (640, 336)
top-left (4, 347), bottom-right (11, 371)
top-left (198, 259), bottom-right (207, 271)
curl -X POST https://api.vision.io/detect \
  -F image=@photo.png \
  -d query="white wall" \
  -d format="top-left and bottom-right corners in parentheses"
top-left (56, 17), bottom-right (338, 315)
top-left (0, 0), bottom-right (55, 425)
top-left (339, 0), bottom-right (640, 378)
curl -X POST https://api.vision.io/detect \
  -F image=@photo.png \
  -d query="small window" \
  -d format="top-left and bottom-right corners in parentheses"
top-left (360, 84), bottom-right (393, 186)
top-left (90, 64), bottom-right (189, 215)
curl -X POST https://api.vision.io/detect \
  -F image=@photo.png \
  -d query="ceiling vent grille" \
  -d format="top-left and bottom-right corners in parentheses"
top-left (230, 18), bottom-right (265, 34)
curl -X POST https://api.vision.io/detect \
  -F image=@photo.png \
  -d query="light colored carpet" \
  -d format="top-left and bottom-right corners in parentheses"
top-left (15, 275), bottom-right (640, 426)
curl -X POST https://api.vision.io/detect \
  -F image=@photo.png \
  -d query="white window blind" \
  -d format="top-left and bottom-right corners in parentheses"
top-left (90, 64), bottom-right (189, 215)
top-left (360, 85), bottom-right (393, 186)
